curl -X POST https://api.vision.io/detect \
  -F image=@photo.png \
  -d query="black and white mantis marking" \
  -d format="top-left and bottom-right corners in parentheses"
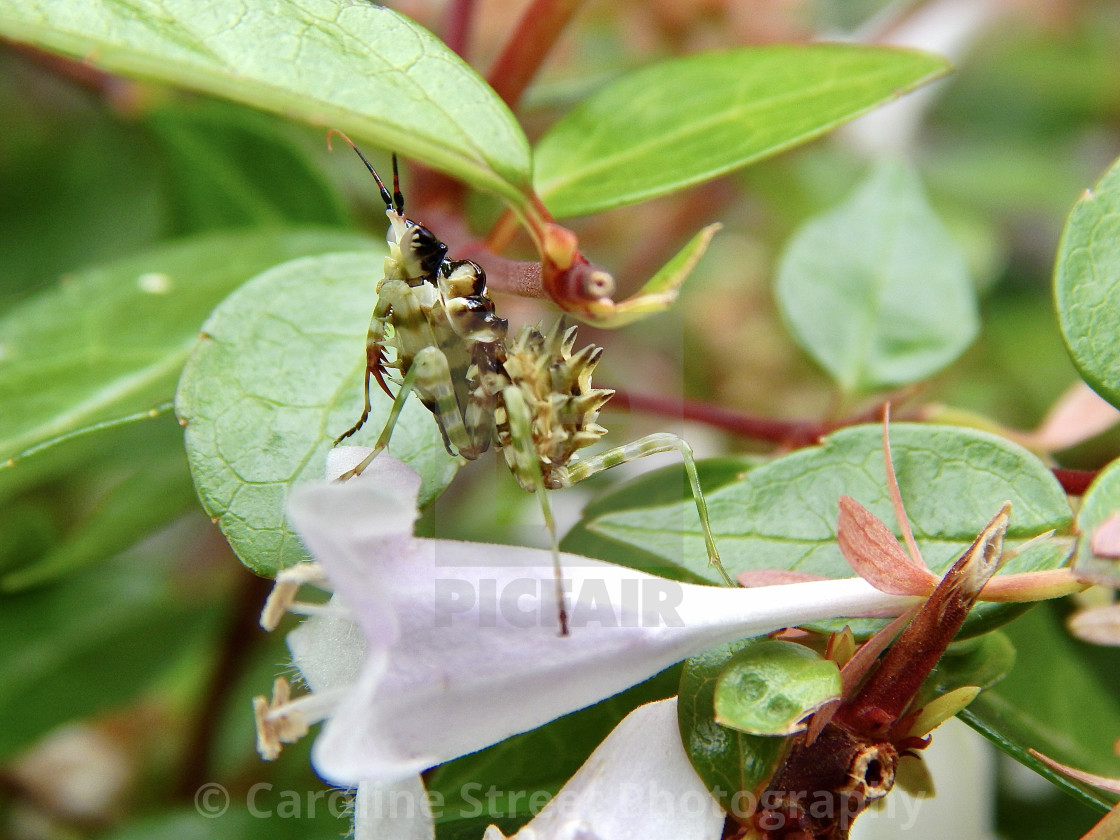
top-left (330, 132), bottom-right (731, 635)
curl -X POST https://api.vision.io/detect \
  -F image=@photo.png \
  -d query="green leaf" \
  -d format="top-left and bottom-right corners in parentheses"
top-left (678, 641), bottom-right (789, 816)
top-left (775, 159), bottom-right (979, 393)
top-left (534, 45), bottom-right (950, 218)
top-left (0, 543), bottom-right (223, 762)
top-left (175, 251), bottom-right (459, 575)
top-left (0, 412), bottom-right (197, 590)
top-left (1055, 156), bottom-right (1120, 409)
top-left (561, 456), bottom-right (757, 583)
top-left (590, 424), bottom-right (1073, 634)
top-left (145, 101), bottom-right (349, 233)
top-left (961, 602), bottom-right (1120, 814)
top-left (1074, 456), bottom-right (1120, 584)
top-left (922, 631), bottom-right (1017, 700)
top-left (0, 1), bottom-right (531, 206)
top-left (0, 228), bottom-right (371, 467)
top-left (714, 640), bottom-right (840, 736)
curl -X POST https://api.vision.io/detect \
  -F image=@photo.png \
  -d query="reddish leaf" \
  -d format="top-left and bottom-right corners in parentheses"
top-left (837, 495), bottom-right (937, 596)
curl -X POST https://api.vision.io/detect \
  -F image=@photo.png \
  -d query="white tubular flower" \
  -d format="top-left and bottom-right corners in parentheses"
top-left (267, 449), bottom-right (915, 787)
top-left (483, 698), bottom-right (724, 840)
top-left (354, 775), bottom-right (435, 840)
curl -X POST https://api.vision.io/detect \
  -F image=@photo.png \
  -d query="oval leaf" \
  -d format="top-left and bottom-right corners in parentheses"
top-left (0, 2), bottom-right (531, 206)
top-left (776, 159), bottom-right (979, 393)
top-left (175, 251), bottom-right (458, 575)
top-left (591, 424), bottom-right (1073, 634)
top-left (145, 101), bottom-right (350, 233)
top-left (534, 45), bottom-right (949, 218)
top-left (714, 640), bottom-right (841, 736)
top-left (1055, 155), bottom-right (1120, 410)
top-left (0, 229), bottom-right (370, 467)
top-left (678, 641), bottom-right (790, 816)
top-left (1074, 456), bottom-right (1120, 586)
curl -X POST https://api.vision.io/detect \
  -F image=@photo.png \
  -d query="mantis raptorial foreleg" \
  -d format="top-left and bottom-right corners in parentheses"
top-left (337, 346), bottom-right (489, 481)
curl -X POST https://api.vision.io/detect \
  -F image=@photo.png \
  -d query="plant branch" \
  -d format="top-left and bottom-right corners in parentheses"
top-left (176, 569), bottom-right (273, 798)
top-left (608, 390), bottom-right (903, 448)
top-left (487, 0), bottom-right (586, 109)
top-left (443, 0), bottom-right (476, 58)
top-left (1053, 468), bottom-right (1097, 497)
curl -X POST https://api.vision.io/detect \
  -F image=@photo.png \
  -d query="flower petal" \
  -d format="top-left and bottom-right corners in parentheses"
top-left (287, 452), bottom-right (421, 647)
top-left (287, 598), bottom-right (367, 692)
top-left (485, 698), bottom-right (724, 840)
top-left (286, 457), bottom-right (916, 786)
top-left (354, 777), bottom-right (435, 840)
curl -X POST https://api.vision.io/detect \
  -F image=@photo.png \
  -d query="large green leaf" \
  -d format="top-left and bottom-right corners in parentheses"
top-left (962, 602), bottom-right (1120, 814)
top-left (561, 457), bottom-right (757, 583)
top-left (176, 251), bottom-right (458, 575)
top-left (776, 160), bottom-right (978, 393)
top-left (1055, 154), bottom-right (1120, 410)
top-left (0, 1), bottom-right (530, 206)
top-left (0, 541), bottom-right (224, 762)
top-left (534, 45), bottom-right (949, 218)
top-left (0, 228), bottom-right (370, 468)
top-left (145, 101), bottom-right (349, 234)
top-left (590, 424), bottom-right (1073, 633)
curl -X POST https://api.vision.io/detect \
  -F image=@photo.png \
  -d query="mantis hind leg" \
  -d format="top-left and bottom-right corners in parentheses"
top-left (555, 432), bottom-right (733, 586)
top-left (335, 361), bottom-right (421, 481)
top-left (502, 385), bottom-right (571, 636)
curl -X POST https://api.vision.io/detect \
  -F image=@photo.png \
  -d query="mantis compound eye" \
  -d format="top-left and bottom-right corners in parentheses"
top-left (404, 223), bottom-right (448, 280)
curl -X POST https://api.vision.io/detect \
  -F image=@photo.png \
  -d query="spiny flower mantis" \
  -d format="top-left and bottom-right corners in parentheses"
top-left (328, 133), bottom-right (728, 634)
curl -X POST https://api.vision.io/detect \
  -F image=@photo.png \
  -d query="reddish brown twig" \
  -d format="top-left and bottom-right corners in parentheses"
top-left (486, 0), bottom-right (587, 109)
top-left (608, 390), bottom-right (904, 448)
top-left (444, 0), bottom-right (476, 58)
top-left (1053, 468), bottom-right (1097, 497)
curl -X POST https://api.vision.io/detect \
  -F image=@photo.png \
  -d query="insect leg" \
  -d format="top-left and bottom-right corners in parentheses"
top-left (335, 306), bottom-right (393, 446)
top-left (502, 384), bottom-right (571, 637)
top-left (554, 432), bottom-right (733, 586)
top-left (335, 355), bottom-right (423, 481)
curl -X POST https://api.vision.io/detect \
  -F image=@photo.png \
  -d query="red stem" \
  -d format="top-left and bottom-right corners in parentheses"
top-left (609, 389), bottom-right (895, 448)
top-left (176, 570), bottom-right (273, 798)
top-left (487, 0), bottom-right (586, 109)
top-left (1053, 468), bottom-right (1097, 496)
top-left (613, 392), bottom-right (1107, 496)
top-left (444, 0), bottom-right (476, 58)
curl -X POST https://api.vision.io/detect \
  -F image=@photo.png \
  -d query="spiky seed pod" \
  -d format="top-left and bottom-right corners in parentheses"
top-left (498, 321), bottom-right (615, 489)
